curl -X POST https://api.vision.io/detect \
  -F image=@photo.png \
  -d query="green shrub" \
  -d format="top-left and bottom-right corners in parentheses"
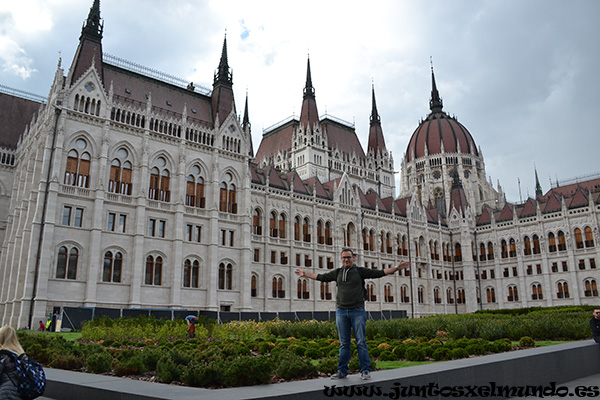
top-left (156, 356), bottom-right (184, 383)
top-left (519, 336), bottom-right (535, 348)
top-left (317, 357), bottom-right (338, 374)
top-left (140, 348), bottom-right (163, 371)
top-left (182, 360), bottom-right (225, 388)
top-left (86, 352), bottom-right (113, 374)
top-left (224, 356), bottom-right (273, 387)
top-left (431, 347), bottom-right (450, 361)
top-left (49, 353), bottom-right (84, 370)
top-left (114, 354), bottom-right (146, 376)
top-left (274, 352), bottom-right (317, 380)
top-left (404, 347), bottom-right (426, 361)
top-left (304, 347), bottom-right (322, 359)
top-left (493, 339), bottom-right (513, 352)
top-left (349, 355), bottom-right (376, 371)
top-left (450, 348), bottom-right (469, 359)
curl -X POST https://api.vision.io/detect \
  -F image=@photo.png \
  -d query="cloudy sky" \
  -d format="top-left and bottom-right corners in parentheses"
top-left (1, 0), bottom-right (598, 203)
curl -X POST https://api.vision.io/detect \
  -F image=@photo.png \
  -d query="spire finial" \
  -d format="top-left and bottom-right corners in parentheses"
top-left (429, 57), bottom-right (443, 113)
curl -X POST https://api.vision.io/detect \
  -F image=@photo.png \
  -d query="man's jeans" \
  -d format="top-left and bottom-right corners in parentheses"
top-left (335, 307), bottom-right (370, 375)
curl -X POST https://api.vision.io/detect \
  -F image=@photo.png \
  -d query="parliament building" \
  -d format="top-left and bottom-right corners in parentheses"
top-left (1, 1), bottom-right (599, 328)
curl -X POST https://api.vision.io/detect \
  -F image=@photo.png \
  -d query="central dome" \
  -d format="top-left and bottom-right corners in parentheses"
top-left (405, 111), bottom-right (478, 163)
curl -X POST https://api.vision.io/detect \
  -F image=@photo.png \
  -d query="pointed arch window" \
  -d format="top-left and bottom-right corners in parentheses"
top-left (531, 283), bottom-right (543, 300)
top-left (103, 251), bottom-right (122, 283)
top-left (454, 243), bottom-right (462, 262)
top-left (272, 276), bottom-right (285, 298)
top-left (253, 209), bottom-right (262, 235)
top-left (507, 285), bottom-right (519, 301)
top-left (446, 288), bottom-right (454, 304)
top-left (294, 216), bottom-right (301, 241)
top-left (149, 157), bottom-right (170, 202)
top-left (487, 242), bottom-right (494, 260)
top-left (557, 281), bottom-right (569, 298)
top-left (303, 217), bottom-right (311, 243)
top-left (219, 262), bottom-right (233, 290)
top-left (479, 242), bottom-right (486, 261)
top-left (417, 286), bottom-right (424, 304)
top-left (585, 279), bottom-right (598, 297)
top-left (320, 282), bottom-right (332, 300)
top-left (523, 236), bottom-right (532, 256)
top-left (297, 278), bottom-right (309, 299)
top-left (219, 173), bottom-right (237, 213)
top-left (183, 259), bottom-right (200, 288)
top-left (575, 228), bottom-right (584, 249)
top-left (186, 165), bottom-right (205, 208)
top-left (558, 231), bottom-right (567, 251)
top-left (401, 285), bottom-right (410, 303)
top-left (56, 246), bottom-right (79, 280)
top-left (433, 287), bottom-right (441, 304)
top-left (509, 238), bottom-right (517, 258)
top-left (145, 255), bottom-right (162, 285)
top-left (325, 222), bottom-right (332, 245)
top-left (532, 235), bottom-right (541, 254)
top-left (585, 227), bottom-right (595, 248)
top-left (548, 232), bottom-right (557, 252)
top-left (251, 274), bottom-right (258, 297)
top-left (486, 287), bottom-right (496, 303)
top-left (501, 239), bottom-right (508, 258)
top-left (64, 141), bottom-right (91, 188)
top-left (457, 288), bottom-right (465, 304)
top-left (109, 148), bottom-right (132, 195)
top-left (366, 282), bottom-right (376, 302)
top-left (317, 220), bottom-right (324, 244)
top-left (384, 284), bottom-right (394, 302)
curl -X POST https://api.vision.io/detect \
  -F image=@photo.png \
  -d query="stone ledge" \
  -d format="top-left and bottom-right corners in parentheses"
top-left (43, 340), bottom-right (600, 400)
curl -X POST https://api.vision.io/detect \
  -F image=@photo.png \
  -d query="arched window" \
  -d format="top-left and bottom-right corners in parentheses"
top-left (501, 240), bottom-right (508, 258)
top-left (149, 157), bottom-right (170, 202)
top-left (303, 217), bottom-right (311, 243)
top-left (446, 288), bottom-right (454, 304)
top-left (294, 216), bottom-right (301, 241)
top-left (219, 173), bottom-right (237, 213)
top-left (103, 251), bottom-right (122, 283)
top-left (557, 281), bottom-right (569, 298)
top-left (317, 220), bottom-right (324, 244)
top-left (279, 214), bottom-right (287, 239)
top-left (401, 285), bottom-right (410, 303)
top-left (297, 278), bottom-right (309, 299)
top-left (56, 246), bottom-right (78, 280)
top-left (366, 282), bottom-right (376, 302)
top-left (456, 288), bottom-right (465, 304)
top-left (479, 243), bottom-right (486, 261)
top-left (417, 286), bottom-right (424, 304)
top-left (454, 243), bottom-right (462, 262)
top-left (585, 227), bottom-right (595, 248)
top-left (384, 284), bottom-right (394, 302)
top-left (548, 232), bottom-right (557, 252)
top-left (269, 211), bottom-right (278, 237)
top-left (253, 209), bottom-right (262, 235)
top-left (432, 240), bottom-right (439, 260)
top-left (585, 279), bottom-right (598, 297)
top-left (145, 255), bottom-right (162, 285)
top-left (557, 231), bottom-right (566, 251)
top-left (219, 263), bottom-right (233, 290)
top-left (251, 274), bottom-right (258, 297)
top-left (183, 259), bottom-right (200, 288)
top-left (64, 140), bottom-right (91, 188)
top-left (575, 228), bottom-right (584, 249)
top-left (368, 230), bottom-right (375, 252)
top-left (186, 165), bottom-right (205, 208)
top-left (486, 287), bottom-right (496, 303)
top-left (487, 242), bottom-right (494, 260)
top-left (531, 283), bottom-right (543, 300)
top-left (523, 236), bottom-right (531, 256)
top-left (272, 276), bottom-right (284, 298)
top-left (109, 148), bottom-right (132, 195)
top-left (320, 282), bottom-right (332, 300)
top-left (509, 238), bottom-right (517, 258)
top-left (433, 287), bottom-right (441, 304)
top-left (532, 235), bottom-right (541, 254)
top-left (507, 285), bottom-right (519, 301)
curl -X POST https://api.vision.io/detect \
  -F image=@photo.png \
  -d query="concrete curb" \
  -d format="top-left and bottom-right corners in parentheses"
top-left (42, 340), bottom-right (600, 400)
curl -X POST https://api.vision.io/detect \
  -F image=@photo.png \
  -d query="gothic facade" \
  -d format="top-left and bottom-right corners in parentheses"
top-left (1, 1), bottom-right (599, 329)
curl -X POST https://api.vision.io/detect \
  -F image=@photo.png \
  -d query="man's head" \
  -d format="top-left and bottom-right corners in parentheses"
top-left (594, 309), bottom-right (600, 319)
top-left (341, 248), bottom-right (355, 268)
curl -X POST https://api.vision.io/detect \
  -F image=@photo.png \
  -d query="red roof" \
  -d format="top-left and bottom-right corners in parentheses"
top-left (405, 112), bottom-right (478, 162)
top-left (0, 92), bottom-right (43, 150)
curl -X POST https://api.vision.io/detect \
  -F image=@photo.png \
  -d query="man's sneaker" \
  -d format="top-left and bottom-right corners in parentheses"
top-left (361, 371), bottom-right (371, 380)
top-left (331, 372), bottom-right (347, 380)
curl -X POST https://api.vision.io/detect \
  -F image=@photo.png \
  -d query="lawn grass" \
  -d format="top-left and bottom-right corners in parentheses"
top-left (26, 331), bottom-right (82, 341)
